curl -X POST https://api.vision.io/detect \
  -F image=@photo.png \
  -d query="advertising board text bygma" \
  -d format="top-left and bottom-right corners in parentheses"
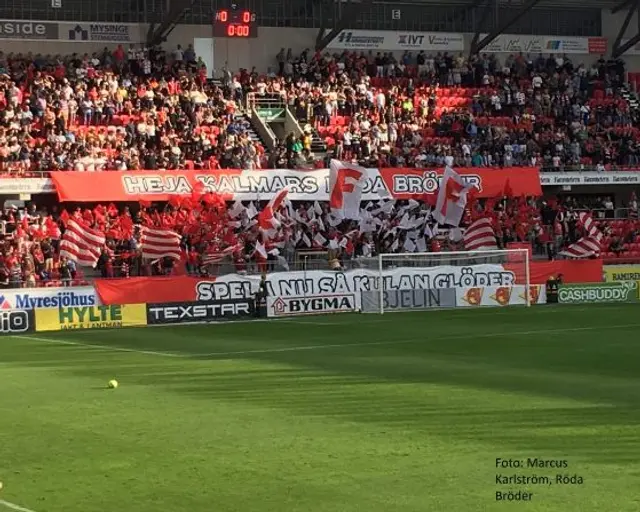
top-left (35, 304), bottom-right (147, 332)
top-left (267, 294), bottom-right (356, 317)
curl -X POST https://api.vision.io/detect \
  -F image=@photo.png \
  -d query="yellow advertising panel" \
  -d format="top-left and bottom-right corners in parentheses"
top-left (35, 304), bottom-right (147, 332)
top-left (603, 265), bottom-right (640, 282)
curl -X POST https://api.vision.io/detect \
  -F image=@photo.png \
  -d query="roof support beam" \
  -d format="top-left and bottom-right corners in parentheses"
top-left (612, 0), bottom-right (640, 58)
top-left (469, 0), bottom-right (493, 56)
top-left (612, 0), bottom-right (635, 14)
top-left (315, 0), bottom-right (373, 52)
top-left (147, 0), bottom-right (197, 48)
top-left (471, 0), bottom-right (542, 55)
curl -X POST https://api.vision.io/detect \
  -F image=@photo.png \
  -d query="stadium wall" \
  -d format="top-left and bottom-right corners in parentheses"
top-left (5, 21), bottom-right (640, 73)
top-left (0, 260), bottom-right (617, 334)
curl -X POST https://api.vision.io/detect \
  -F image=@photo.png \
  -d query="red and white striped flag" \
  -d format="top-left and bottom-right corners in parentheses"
top-left (140, 226), bottom-right (182, 260)
top-left (464, 217), bottom-right (498, 251)
top-left (59, 219), bottom-right (105, 267)
top-left (202, 243), bottom-right (243, 265)
top-left (558, 212), bottom-right (602, 259)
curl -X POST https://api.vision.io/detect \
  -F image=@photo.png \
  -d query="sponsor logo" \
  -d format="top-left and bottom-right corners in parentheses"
top-left (381, 289), bottom-right (452, 310)
top-left (0, 310), bottom-right (29, 333)
top-left (540, 172), bottom-right (640, 186)
top-left (336, 31), bottom-right (385, 47)
top-left (0, 290), bottom-right (96, 310)
top-left (68, 23), bottom-right (132, 42)
top-left (461, 287), bottom-right (484, 306)
top-left (58, 305), bottom-right (124, 329)
top-left (427, 34), bottom-right (463, 48)
top-left (398, 34), bottom-right (424, 46)
top-left (148, 302), bottom-right (251, 323)
top-left (546, 40), bottom-right (562, 50)
top-left (558, 282), bottom-right (638, 304)
top-left (519, 286), bottom-right (541, 305)
top-left (270, 294), bottom-right (356, 316)
top-left (490, 287), bottom-right (512, 306)
top-left (0, 21), bottom-right (56, 39)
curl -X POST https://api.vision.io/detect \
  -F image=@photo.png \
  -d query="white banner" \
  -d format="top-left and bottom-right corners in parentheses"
top-left (540, 172), bottom-right (640, 186)
top-left (480, 34), bottom-right (606, 54)
top-left (455, 285), bottom-right (546, 307)
top-left (0, 286), bottom-right (100, 310)
top-left (267, 293), bottom-right (357, 317)
top-left (58, 22), bottom-right (143, 43)
top-left (0, 178), bottom-right (55, 195)
top-left (327, 30), bottom-right (464, 52)
top-left (199, 264), bottom-right (517, 316)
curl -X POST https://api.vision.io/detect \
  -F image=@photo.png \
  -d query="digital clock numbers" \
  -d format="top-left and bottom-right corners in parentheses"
top-left (213, 9), bottom-right (258, 38)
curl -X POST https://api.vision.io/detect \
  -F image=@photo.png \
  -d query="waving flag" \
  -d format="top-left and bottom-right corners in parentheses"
top-left (329, 159), bottom-right (368, 220)
top-left (140, 227), bottom-right (182, 260)
top-left (432, 164), bottom-right (475, 227)
top-left (558, 212), bottom-right (602, 259)
top-left (258, 188), bottom-right (289, 231)
top-left (464, 218), bottom-right (498, 251)
top-left (59, 219), bottom-right (105, 267)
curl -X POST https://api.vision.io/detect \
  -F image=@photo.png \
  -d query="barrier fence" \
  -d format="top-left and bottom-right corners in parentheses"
top-left (5, 258), bottom-right (639, 335)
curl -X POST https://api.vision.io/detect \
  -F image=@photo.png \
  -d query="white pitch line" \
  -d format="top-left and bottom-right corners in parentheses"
top-left (191, 322), bottom-right (640, 357)
top-left (0, 499), bottom-right (37, 512)
top-left (13, 323), bottom-right (640, 360)
top-left (13, 335), bottom-right (183, 358)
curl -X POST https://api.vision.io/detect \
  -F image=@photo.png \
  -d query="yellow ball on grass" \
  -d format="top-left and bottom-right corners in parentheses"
top-left (108, 379), bottom-right (119, 389)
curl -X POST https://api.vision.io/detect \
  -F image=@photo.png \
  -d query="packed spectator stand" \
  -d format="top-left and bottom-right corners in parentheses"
top-left (1, 43), bottom-right (639, 288)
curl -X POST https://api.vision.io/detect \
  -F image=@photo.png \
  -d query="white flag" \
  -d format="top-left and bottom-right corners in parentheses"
top-left (432, 166), bottom-right (475, 227)
top-left (329, 159), bottom-right (368, 220)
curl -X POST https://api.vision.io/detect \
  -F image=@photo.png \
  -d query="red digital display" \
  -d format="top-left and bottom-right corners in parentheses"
top-left (213, 9), bottom-right (258, 38)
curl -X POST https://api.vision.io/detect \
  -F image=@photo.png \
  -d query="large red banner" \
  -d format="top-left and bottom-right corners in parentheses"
top-left (50, 167), bottom-right (541, 203)
top-left (95, 259), bottom-right (602, 306)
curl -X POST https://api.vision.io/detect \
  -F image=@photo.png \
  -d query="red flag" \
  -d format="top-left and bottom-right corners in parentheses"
top-left (258, 188), bottom-right (289, 231)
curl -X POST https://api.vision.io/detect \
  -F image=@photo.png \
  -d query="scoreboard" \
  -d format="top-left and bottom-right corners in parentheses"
top-left (213, 8), bottom-right (258, 38)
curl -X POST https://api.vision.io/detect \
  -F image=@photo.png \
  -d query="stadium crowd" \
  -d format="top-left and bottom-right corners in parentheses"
top-left (0, 43), bottom-right (639, 287)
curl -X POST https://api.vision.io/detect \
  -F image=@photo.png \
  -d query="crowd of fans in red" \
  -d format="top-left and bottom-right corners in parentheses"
top-left (0, 43), bottom-right (639, 287)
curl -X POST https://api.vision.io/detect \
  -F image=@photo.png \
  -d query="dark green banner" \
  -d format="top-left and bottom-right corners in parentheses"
top-left (558, 282), bottom-right (639, 304)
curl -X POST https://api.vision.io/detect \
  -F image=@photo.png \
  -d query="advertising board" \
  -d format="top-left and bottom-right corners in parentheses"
top-left (326, 30), bottom-right (464, 52)
top-left (95, 260), bottom-right (603, 307)
top-left (603, 266), bottom-right (640, 282)
top-left (539, 172), bottom-right (640, 187)
top-left (455, 285), bottom-right (546, 307)
top-left (480, 34), bottom-right (606, 54)
top-left (35, 304), bottom-right (147, 331)
top-left (146, 300), bottom-right (255, 325)
top-left (267, 294), bottom-right (357, 317)
top-left (360, 288), bottom-right (456, 313)
top-left (0, 286), bottom-right (99, 310)
top-left (557, 282), bottom-right (638, 304)
top-left (0, 310), bottom-right (35, 334)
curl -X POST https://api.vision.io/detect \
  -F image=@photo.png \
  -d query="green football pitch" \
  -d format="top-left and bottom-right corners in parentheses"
top-left (1, 304), bottom-right (640, 512)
